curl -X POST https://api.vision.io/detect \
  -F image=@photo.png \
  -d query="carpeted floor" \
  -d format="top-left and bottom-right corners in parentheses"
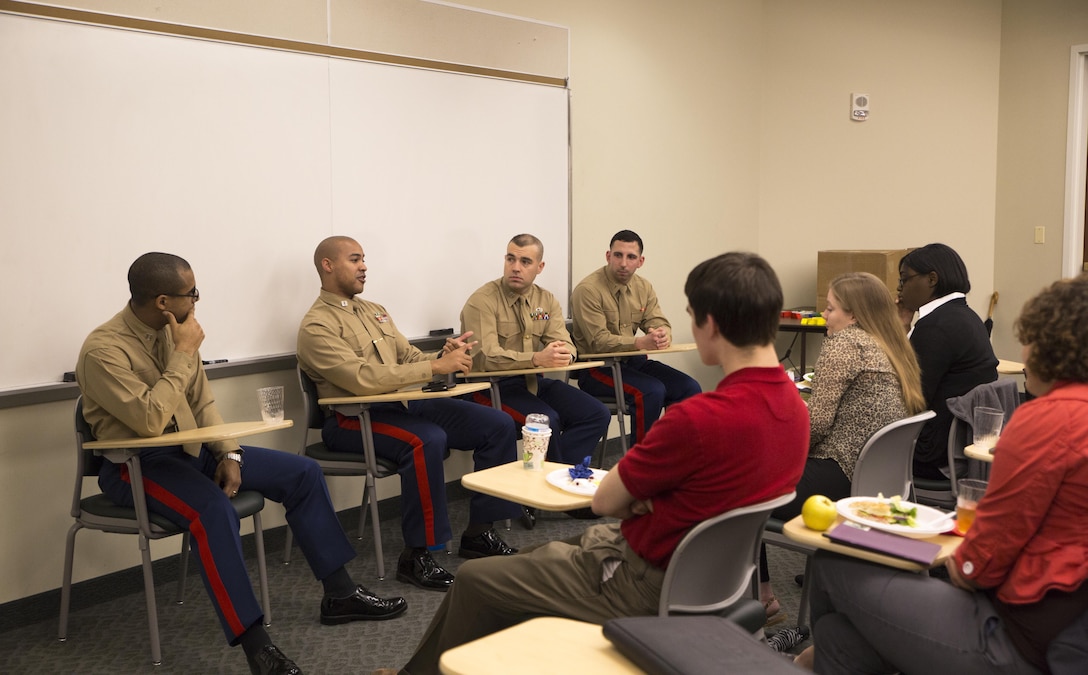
top-left (1, 488), bottom-right (811, 674)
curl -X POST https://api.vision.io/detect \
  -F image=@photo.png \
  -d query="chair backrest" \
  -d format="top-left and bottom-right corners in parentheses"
top-left (71, 397), bottom-right (104, 517)
top-left (659, 491), bottom-right (796, 616)
top-left (945, 416), bottom-right (972, 496)
top-left (851, 410), bottom-right (936, 498)
top-left (296, 366), bottom-right (326, 432)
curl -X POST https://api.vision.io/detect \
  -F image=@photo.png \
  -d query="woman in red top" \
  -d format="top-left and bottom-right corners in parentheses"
top-left (800, 274), bottom-right (1088, 674)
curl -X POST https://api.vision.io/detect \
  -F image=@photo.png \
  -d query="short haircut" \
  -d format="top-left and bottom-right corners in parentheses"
top-left (510, 233), bottom-right (543, 260)
top-left (128, 252), bottom-right (191, 305)
top-left (610, 230), bottom-right (644, 254)
top-left (900, 243), bottom-right (971, 296)
top-left (313, 235), bottom-right (358, 276)
top-left (1015, 273), bottom-right (1088, 384)
top-left (684, 252), bottom-right (782, 347)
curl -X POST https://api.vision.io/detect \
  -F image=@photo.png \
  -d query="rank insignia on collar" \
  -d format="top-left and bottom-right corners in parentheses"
top-left (374, 313), bottom-right (390, 323)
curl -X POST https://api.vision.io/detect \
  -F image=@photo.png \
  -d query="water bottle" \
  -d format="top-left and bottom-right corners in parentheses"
top-left (525, 413), bottom-right (550, 432)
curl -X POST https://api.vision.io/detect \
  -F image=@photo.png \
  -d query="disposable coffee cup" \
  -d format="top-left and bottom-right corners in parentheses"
top-left (257, 386), bottom-right (284, 424)
top-left (521, 423), bottom-right (552, 471)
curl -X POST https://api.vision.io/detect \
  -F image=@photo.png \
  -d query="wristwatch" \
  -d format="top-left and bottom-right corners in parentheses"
top-left (221, 451), bottom-right (244, 468)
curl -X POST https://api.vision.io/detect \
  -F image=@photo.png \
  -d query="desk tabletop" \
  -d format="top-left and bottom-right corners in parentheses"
top-left (462, 360), bottom-right (604, 379)
top-left (84, 419), bottom-right (294, 450)
top-left (461, 460), bottom-right (599, 511)
top-left (440, 617), bottom-right (639, 675)
top-left (997, 359), bottom-right (1025, 375)
top-left (964, 444), bottom-right (994, 463)
top-left (318, 381), bottom-right (491, 406)
top-left (782, 515), bottom-right (961, 572)
top-left (580, 343), bottom-right (696, 360)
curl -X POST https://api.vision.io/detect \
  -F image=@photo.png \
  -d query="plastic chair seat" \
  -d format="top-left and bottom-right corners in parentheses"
top-left (60, 397), bottom-right (271, 666)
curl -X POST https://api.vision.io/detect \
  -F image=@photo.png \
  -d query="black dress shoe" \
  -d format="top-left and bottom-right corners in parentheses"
top-left (320, 585), bottom-right (408, 625)
top-left (520, 506), bottom-right (537, 529)
top-left (247, 644), bottom-right (302, 675)
top-left (458, 528), bottom-right (518, 559)
top-left (396, 548), bottom-right (455, 591)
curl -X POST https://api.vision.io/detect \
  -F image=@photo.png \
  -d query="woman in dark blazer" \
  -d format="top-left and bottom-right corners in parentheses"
top-left (897, 243), bottom-right (998, 479)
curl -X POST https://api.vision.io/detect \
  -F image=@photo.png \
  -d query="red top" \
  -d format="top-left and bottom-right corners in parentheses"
top-left (617, 367), bottom-right (809, 569)
top-left (954, 381), bottom-right (1088, 604)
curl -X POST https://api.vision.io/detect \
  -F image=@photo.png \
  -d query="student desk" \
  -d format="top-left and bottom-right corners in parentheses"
top-left (440, 617), bottom-right (640, 675)
top-left (460, 460), bottom-right (598, 511)
top-left (461, 361), bottom-right (604, 410)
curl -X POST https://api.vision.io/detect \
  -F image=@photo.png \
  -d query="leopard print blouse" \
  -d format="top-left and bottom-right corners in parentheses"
top-left (808, 324), bottom-right (909, 481)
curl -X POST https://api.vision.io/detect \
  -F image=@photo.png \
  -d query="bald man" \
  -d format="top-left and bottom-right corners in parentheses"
top-left (296, 236), bottom-right (521, 594)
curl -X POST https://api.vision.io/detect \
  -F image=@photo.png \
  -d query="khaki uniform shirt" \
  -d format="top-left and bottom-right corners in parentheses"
top-left (570, 266), bottom-right (671, 354)
top-left (76, 305), bottom-right (235, 458)
top-left (460, 279), bottom-right (575, 371)
top-left (297, 289), bottom-right (436, 399)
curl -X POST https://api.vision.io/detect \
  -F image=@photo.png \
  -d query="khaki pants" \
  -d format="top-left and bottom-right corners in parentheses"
top-left (403, 523), bottom-right (664, 675)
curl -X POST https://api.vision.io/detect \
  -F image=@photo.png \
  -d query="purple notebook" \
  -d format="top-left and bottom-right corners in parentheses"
top-left (825, 523), bottom-right (942, 566)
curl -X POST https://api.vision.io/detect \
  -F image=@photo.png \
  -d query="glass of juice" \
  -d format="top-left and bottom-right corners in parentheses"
top-left (955, 479), bottom-right (988, 534)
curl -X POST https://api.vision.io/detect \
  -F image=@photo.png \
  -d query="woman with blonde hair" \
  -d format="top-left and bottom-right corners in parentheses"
top-left (761, 272), bottom-right (925, 622)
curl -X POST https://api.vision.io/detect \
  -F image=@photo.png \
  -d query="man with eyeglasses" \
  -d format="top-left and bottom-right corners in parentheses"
top-left (76, 252), bottom-right (407, 675)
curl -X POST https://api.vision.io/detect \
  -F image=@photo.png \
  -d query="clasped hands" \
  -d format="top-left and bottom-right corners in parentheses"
top-left (531, 341), bottom-right (573, 368)
top-left (634, 326), bottom-right (670, 351)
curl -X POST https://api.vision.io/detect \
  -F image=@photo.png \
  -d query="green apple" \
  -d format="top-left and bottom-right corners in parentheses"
top-left (801, 494), bottom-right (837, 531)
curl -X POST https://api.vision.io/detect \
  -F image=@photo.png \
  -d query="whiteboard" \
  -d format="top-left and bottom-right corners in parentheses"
top-left (0, 13), bottom-right (570, 389)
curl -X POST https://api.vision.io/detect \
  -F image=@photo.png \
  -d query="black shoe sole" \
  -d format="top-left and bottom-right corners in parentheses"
top-left (395, 570), bottom-right (452, 592)
top-left (319, 603), bottom-right (408, 625)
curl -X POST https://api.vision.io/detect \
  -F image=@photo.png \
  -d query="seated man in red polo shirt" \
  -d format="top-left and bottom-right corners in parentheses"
top-left (395, 251), bottom-right (810, 675)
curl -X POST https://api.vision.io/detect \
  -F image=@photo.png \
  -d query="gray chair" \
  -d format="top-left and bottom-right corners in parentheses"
top-left (912, 417), bottom-right (971, 509)
top-left (59, 398), bottom-right (270, 666)
top-left (284, 368), bottom-right (448, 578)
top-left (913, 378), bottom-right (1020, 508)
top-left (762, 409), bottom-right (935, 627)
top-left (660, 491), bottom-right (796, 633)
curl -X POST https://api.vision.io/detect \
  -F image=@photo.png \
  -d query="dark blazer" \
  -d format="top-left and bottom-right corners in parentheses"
top-left (910, 298), bottom-right (998, 478)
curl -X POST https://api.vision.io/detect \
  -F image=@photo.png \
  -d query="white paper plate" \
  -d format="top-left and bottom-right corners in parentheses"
top-left (837, 496), bottom-right (953, 539)
top-left (545, 467), bottom-right (607, 496)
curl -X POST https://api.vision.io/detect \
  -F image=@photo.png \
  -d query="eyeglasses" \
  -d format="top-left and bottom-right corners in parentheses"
top-left (162, 287), bottom-right (199, 301)
top-left (897, 273), bottom-right (922, 288)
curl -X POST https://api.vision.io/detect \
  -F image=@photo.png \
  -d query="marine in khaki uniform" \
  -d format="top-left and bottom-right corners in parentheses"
top-left (570, 230), bottom-right (701, 443)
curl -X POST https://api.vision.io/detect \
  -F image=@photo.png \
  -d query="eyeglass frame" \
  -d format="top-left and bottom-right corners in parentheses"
top-left (160, 287), bottom-right (200, 301)
top-left (897, 273), bottom-right (923, 288)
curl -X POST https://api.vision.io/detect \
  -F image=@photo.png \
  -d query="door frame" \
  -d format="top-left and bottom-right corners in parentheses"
top-left (1063, 44), bottom-right (1088, 276)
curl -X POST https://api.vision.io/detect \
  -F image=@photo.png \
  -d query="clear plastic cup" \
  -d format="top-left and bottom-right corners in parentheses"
top-left (257, 386), bottom-right (284, 424)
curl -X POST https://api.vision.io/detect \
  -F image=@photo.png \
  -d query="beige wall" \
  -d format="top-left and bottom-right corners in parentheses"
top-left (992, 0), bottom-right (1088, 360)
top-left (4, 0), bottom-right (1088, 608)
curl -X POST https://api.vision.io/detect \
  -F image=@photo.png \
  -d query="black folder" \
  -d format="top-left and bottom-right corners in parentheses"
top-left (603, 615), bottom-right (801, 675)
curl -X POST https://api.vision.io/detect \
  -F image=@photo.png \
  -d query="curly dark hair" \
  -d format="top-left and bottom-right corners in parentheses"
top-left (1014, 273), bottom-right (1088, 384)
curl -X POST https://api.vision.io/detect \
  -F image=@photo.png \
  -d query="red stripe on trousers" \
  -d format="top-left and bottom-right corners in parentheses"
top-left (119, 463), bottom-right (247, 637)
top-left (471, 392), bottom-right (526, 426)
top-left (336, 413), bottom-right (438, 547)
top-left (588, 368), bottom-right (647, 443)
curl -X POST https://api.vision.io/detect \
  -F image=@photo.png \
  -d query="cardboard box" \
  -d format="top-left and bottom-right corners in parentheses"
top-left (816, 249), bottom-right (911, 309)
